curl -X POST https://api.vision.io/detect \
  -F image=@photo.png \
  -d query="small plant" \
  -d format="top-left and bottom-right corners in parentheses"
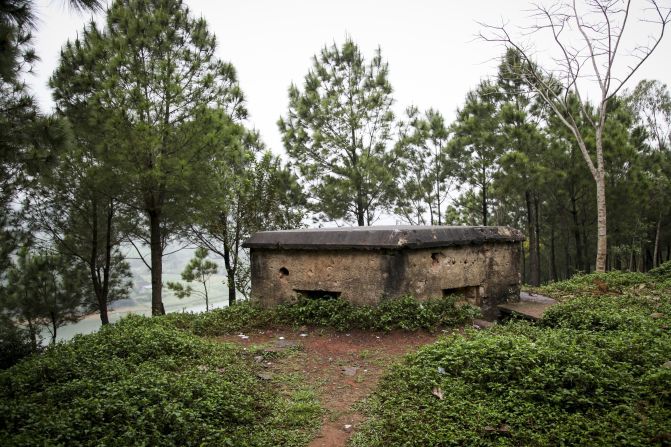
top-left (167, 247), bottom-right (218, 311)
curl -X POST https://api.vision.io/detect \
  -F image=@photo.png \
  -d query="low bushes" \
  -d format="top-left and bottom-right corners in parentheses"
top-left (537, 271), bottom-right (651, 299)
top-left (352, 274), bottom-right (671, 447)
top-left (0, 315), bottom-right (320, 446)
top-left (165, 294), bottom-right (480, 335)
top-left (0, 315), bottom-right (35, 369)
top-left (649, 260), bottom-right (671, 284)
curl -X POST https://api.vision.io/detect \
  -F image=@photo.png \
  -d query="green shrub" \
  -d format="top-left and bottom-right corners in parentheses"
top-left (0, 315), bottom-right (320, 446)
top-left (539, 271), bottom-right (650, 299)
top-left (170, 295), bottom-right (479, 336)
top-left (540, 293), bottom-right (670, 332)
top-left (274, 297), bottom-right (368, 331)
top-left (352, 291), bottom-right (671, 447)
top-left (649, 260), bottom-right (671, 281)
top-left (0, 315), bottom-right (35, 369)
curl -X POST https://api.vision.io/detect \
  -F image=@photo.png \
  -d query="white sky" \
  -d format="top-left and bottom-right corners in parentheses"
top-left (29, 0), bottom-right (671, 157)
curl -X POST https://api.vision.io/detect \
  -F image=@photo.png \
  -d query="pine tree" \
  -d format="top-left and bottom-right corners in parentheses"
top-left (188, 128), bottom-right (305, 305)
top-left (167, 248), bottom-right (217, 312)
top-left (279, 38), bottom-right (396, 226)
top-left (50, 0), bottom-right (246, 315)
top-left (449, 81), bottom-right (503, 226)
top-left (394, 107), bottom-right (454, 225)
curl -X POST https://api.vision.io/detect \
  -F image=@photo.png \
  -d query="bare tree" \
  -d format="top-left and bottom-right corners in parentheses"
top-left (480, 0), bottom-right (671, 272)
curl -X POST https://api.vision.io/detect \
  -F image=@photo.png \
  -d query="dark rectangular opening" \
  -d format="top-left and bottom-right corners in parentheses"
top-left (294, 289), bottom-right (342, 300)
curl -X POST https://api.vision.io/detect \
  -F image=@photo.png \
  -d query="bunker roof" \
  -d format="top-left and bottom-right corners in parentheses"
top-left (243, 226), bottom-right (524, 250)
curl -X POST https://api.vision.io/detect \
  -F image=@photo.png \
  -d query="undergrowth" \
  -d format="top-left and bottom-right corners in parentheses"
top-left (165, 294), bottom-right (479, 335)
top-left (0, 315), bottom-right (321, 447)
top-left (352, 273), bottom-right (671, 447)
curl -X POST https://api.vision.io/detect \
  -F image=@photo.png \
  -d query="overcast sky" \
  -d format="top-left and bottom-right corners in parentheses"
top-left (28, 0), bottom-right (671, 157)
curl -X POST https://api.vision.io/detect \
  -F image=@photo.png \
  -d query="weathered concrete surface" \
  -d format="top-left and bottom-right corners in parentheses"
top-left (244, 225), bottom-right (524, 250)
top-left (497, 292), bottom-right (557, 321)
top-left (244, 226), bottom-right (524, 319)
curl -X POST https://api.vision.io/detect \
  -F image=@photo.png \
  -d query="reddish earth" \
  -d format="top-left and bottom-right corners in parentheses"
top-left (217, 327), bottom-right (453, 447)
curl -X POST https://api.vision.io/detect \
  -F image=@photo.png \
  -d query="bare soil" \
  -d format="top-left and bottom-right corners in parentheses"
top-left (216, 327), bottom-right (450, 447)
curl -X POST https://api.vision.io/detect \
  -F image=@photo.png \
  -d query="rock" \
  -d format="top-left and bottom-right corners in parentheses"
top-left (662, 361), bottom-right (671, 369)
top-left (342, 366), bottom-right (359, 376)
top-left (437, 366), bottom-right (446, 375)
top-left (257, 372), bottom-right (273, 381)
top-left (253, 355), bottom-right (264, 363)
top-left (650, 312), bottom-right (664, 319)
top-left (519, 291), bottom-right (557, 304)
top-left (343, 424), bottom-right (353, 433)
top-left (472, 319), bottom-right (495, 329)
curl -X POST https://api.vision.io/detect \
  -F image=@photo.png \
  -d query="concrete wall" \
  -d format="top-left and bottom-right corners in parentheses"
top-left (249, 242), bottom-right (522, 319)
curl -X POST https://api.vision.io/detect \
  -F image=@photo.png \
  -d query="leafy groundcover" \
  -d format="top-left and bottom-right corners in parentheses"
top-left (352, 273), bottom-right (671, 447)
top-left (0, 315), bottom-right (320, 446)
top-left (165, 294), bottom-right (479, 335)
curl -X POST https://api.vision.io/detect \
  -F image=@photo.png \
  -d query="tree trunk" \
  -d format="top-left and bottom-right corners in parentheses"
top-left (564, 226), bottom-right (571, 279)
top-left (88, 199), bottom-right (109, 325)
top-left (525, 190), bottom-right (540, 286)
top-left (570, 194), bottom-right (583, 273)
top-left (356, 192), bottom-right (365, 226)
top-left (534, 193), bottom-right (541, 275)
top-left (100, 199), bottom-right (114, 324)
top-left (223, 244), bottom-right (236, 307)
top-left (482, 178), bottom-right (488, 226)
top-left (550, 222), bottom-right (558, 282)
top-left (595, 132), bottom-right (608, 273)
top-left (203, 281), bottom-right (209, 312)
top-left (435, 160), bottom-right (442, 226)
top-left (521, 239), bottom-right (526, 283)
top-left (149, 209), bottom-right (165, 316)
top-left (227, 272), bottom-right (236, 308)
top-left (581, 215), bottom-right (590, 273)
top-left (50, 312), bottom-right (57, 345)
top-left (27, 319), bottom-right (37, 351)
top-left (653, 210), bottom-right (662, 268)
top-left (98, 302), bottom-right (109, 325)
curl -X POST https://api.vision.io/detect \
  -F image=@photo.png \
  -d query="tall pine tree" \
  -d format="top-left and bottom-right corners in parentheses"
top-left (279, 38), bottom-right (396, 226)
top-left (51, 0), bottom-right (246, 315)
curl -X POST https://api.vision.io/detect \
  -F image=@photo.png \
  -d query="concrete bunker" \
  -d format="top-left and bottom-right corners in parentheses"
top-left (243, 226), bottom-right (525, 319)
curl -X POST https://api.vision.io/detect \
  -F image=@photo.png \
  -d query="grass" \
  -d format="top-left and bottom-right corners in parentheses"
top-left (351, 271), bottom-right (671, 447)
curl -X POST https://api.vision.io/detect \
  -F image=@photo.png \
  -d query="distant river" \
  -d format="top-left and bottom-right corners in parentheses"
top-left (48, 285), bottom-right (231, 343)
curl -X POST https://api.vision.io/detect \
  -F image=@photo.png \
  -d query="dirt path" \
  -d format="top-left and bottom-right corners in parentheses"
top-left (217, 327), bottom-right (444, 447)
